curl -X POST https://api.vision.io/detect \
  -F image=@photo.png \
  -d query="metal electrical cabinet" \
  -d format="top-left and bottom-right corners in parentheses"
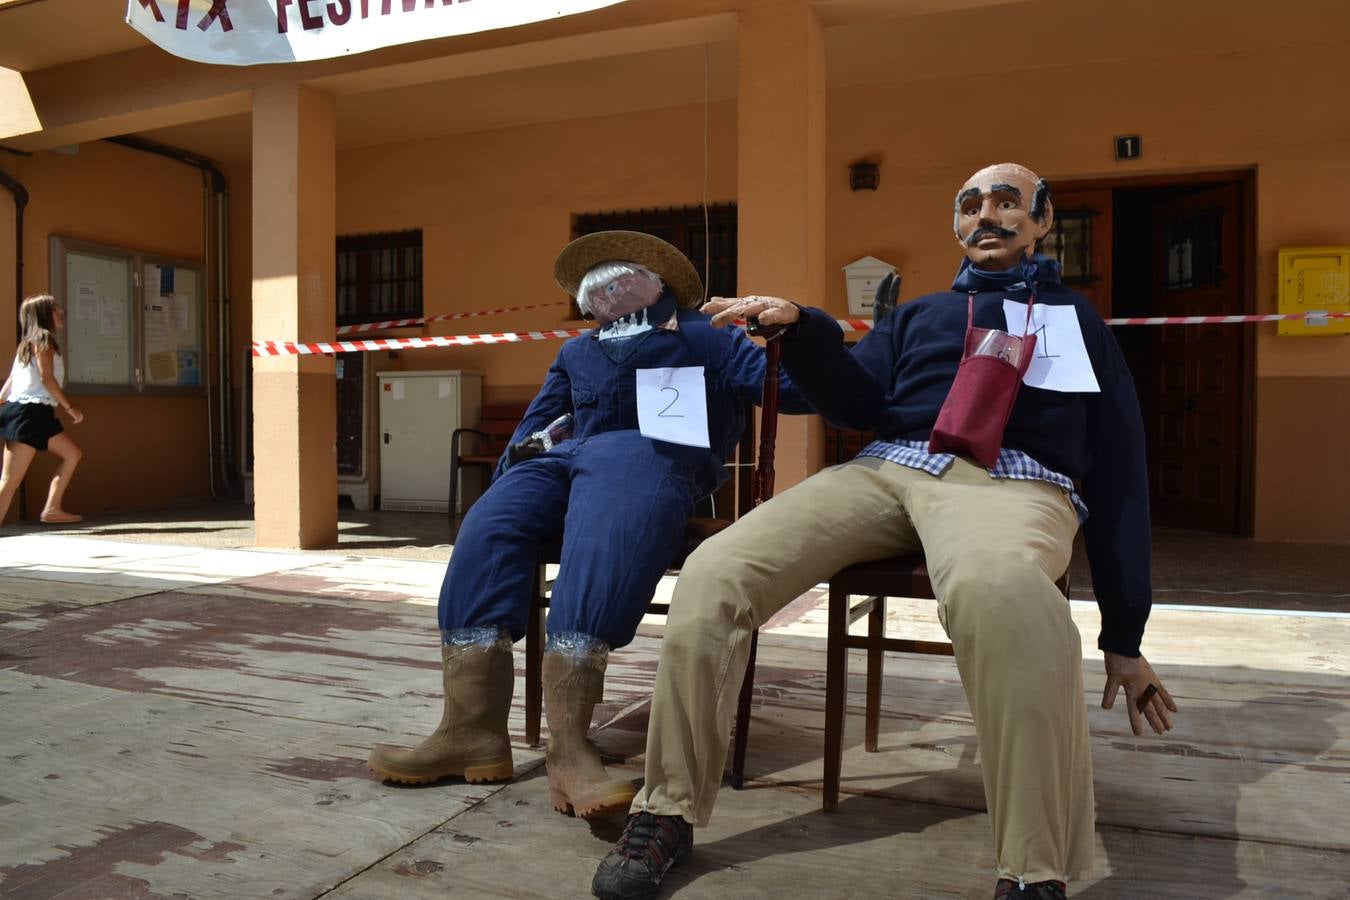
top-left (378, 370), bottom-right (482, 513)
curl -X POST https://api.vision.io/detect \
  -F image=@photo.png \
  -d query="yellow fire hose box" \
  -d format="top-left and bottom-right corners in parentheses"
top-left (1278, 246), bottom-right (1349, 336)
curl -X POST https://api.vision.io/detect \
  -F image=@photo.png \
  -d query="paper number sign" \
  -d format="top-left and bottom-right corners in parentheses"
top-left (1003, 300), bottom-right (1101, 393)
top-left (635, 366), bottom-right (711, 448)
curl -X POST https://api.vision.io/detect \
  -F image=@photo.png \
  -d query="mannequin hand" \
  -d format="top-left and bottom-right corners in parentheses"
top-left (701, 295), bottom-right (801, 330)
top-left (1103, 652), bottom-right (1177, 736)
top-left (873, 273), bottom-right (901, 322)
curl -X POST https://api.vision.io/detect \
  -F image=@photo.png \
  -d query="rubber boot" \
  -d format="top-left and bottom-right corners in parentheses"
top-left (543, 643), bottom-right (637, 818)
top-left (368, 633), bottom-right (515, 785)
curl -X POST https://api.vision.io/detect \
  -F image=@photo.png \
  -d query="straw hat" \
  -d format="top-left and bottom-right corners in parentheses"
top-left (554, 230), bottom-right (704, 310)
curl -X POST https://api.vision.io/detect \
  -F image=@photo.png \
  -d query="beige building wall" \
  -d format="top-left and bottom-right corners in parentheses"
top-left (3, 29), bottom-right (1346, 542)
top-left (822, 40), bottom-right (1350, 542)
top-left (0, 153), bottom-right (16, 368)
top-left (0, 141), bottom-right (211, 523)
top-left (333, 99), bottom-right (739, 403)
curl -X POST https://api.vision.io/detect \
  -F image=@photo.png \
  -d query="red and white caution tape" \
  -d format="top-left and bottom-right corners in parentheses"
top-left (840, 311), bottom-right (1348, 332)
top-left (253, 329), bottom-right (586, 357)
top-left (255, 310), bottom-right (1348, 356)
top-left (335, 300), bottom-right (568, 335)
top-left (788, 311), bottom-right (1349, 335)
top-left (837, 313), bottom-right (1344, 334)
top-left (1104, 311), bottom-right (1346, 326)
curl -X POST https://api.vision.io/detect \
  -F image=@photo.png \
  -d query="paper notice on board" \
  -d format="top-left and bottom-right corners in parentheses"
top-left (148, 350), bottom-right (178, 382)
top-left (171, 293), bottom-right (190, 331)
top-left (391, 381), bottom-right (405, 401)
top-left (99, 297), bottom-right (125, 338)
top-left (438, 378), bottom-right (452, 399)
top-left (145, 303), bottom-right (169, 354)
top-left (177, 348), bottom-right (199, 386)
top-left (76, 281), bottom-right (100, 322)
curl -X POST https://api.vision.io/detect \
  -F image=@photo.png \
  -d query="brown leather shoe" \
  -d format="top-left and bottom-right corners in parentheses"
top-left (994, 878), bottom-right (1067, 900)
top-left (592, 812), bottom-right (693, 900)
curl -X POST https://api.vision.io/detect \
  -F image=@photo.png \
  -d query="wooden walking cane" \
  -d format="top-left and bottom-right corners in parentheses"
top-left (730, 320), bottom-right (785, 789)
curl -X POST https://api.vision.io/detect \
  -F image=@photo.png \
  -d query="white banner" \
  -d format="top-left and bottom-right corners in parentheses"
top-left (126, 0), bottom-right (630, 67)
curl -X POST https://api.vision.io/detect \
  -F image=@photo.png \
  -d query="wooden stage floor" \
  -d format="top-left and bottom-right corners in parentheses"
top-left (1, 533), bottom-right (1346, 899)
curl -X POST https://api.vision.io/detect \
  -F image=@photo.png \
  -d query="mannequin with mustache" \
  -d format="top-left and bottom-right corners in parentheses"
top-left (595, 164), bottom-right (1170, 900)
top-left (953, 162), bottom-right (1054, 270)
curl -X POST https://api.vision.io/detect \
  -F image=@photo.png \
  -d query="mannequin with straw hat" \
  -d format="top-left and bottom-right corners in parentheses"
top-left (368, 231), bottom-right (808, 821)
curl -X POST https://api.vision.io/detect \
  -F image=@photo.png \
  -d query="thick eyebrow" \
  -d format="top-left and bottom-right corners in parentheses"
top-left (956, 187), bottom-right (982, 205)
top-left (988, 182), bottom-right (1023, 198)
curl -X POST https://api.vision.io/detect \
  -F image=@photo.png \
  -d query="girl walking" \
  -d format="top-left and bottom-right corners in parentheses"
top-left (0, 294), bottom-right (85, 525)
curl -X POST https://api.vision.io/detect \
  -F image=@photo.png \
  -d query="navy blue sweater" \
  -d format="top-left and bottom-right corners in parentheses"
top-left (781, 263), bottom-right (1152, 657)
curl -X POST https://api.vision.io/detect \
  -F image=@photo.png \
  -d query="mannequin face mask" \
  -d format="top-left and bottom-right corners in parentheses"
top-left (579, 264), bottom-right (664, 327)
top-left (952, 163), bottom-right (1055, 272)
top-left (577, 262), bottom-right (677, 363)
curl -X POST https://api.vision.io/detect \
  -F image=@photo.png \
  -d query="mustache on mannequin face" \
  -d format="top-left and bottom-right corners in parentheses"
top-left (965, 225), bottom-right (1019, 246)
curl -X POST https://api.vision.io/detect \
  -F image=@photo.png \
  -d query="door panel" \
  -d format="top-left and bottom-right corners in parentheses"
top-left (336, 351), bottom-right (364, 476)
top-left (1042, 189), bottom-right (1112, 321)
top-left (1149, 183), bottom-right (1245, 532)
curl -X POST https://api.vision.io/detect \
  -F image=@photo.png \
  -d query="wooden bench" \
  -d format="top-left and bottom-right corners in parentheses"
top-left (448, 404), bottom-right (526, 522)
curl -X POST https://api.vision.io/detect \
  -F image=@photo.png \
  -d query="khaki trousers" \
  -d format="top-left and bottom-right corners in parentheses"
top-left (633, 456), bottom-right (1094, 884)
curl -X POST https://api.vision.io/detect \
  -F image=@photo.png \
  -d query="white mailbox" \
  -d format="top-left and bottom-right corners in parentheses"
top-left (843, 255), bottom-right (898, 316)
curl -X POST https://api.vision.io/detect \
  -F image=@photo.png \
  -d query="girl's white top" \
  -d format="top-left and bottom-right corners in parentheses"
top-left (6, 352), bottom-right (63, 406)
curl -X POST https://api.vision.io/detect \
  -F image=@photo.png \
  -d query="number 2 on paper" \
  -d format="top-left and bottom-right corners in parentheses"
top-left (636, 367), bottom-right (709, 448)
top-left (658, 387), bottom-right (683, 418)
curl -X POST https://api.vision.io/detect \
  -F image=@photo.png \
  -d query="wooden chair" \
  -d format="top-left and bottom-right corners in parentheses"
top-left (820, 555), bottom-right (949, 811)
top-left (818, 556), bottom-right (1070, 811)
top-left (514, 335), bottom-right (779, 762)
top-left (448, 404), bottom-right (527, 523)
top-left (731, 398), bottom-right (1074, 810)
top-left (523, 517), bottom-right (736, 747)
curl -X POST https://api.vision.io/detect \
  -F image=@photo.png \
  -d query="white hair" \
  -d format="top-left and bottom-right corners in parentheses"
top-left (575, 262), bottom-right (662, 317)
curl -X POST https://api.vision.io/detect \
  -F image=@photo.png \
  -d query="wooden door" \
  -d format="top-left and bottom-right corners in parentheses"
top-left (1041, 188), bottom-right (1113, 321)
top-left (336, 351), bottom-right (364, 476)
top-left (1149, 183), bottom-right (1245, 532)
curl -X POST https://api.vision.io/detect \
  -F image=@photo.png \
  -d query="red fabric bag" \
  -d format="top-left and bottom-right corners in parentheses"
top-left (929, 294), bottom-right (1036, 468)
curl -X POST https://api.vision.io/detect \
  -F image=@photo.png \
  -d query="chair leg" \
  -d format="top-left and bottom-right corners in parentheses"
top-left (447, 454), bottom-right (459, 525)
top-left (730, 628), bottom-right (759, 789)
top-left (525, 564), bottom-right (546, 748)
top-left (823, 578), bottom-right (849, 812)
top-left (865, 595), bottom-right (886, 753)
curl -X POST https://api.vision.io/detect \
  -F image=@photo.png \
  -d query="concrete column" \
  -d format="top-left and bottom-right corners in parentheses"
top-left (250, 82), bottom-right (337, 548)
top-left (737, 1), bottom-right (827, 490)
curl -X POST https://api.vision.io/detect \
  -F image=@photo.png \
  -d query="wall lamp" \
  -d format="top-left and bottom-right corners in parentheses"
top-left (848, 161), bottom-right (880, 191)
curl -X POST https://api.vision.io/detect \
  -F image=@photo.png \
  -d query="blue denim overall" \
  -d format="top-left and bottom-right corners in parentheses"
top-left (438, 309), bottom-right (799, 649)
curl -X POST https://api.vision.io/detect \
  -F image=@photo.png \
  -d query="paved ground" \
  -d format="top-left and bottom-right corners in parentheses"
top-left (1, 513), bottom-right (1348, 899)
top-left (8, 503), bottom-right (1347, 610)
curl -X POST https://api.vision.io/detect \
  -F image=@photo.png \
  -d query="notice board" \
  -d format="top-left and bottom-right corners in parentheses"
top-left (61, 245), bottom-right (135, 387)
top-left (141, 259), bottom-right (203, 388)
top-left (49, 236), bottom-right (205, 394)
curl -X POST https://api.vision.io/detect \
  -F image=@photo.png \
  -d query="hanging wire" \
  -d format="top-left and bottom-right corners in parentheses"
top-left (702, 43), bottom-right (711, 303)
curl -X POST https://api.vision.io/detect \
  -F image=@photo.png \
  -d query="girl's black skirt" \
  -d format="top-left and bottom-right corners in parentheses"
top-left (0, 401), bottom-right (63, 451)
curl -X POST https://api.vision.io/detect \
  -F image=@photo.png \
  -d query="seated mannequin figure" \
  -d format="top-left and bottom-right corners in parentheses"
top-left (591, 165), bottom-right (1178, 900)
top-left (368, 231), bottom-right (800, 820)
